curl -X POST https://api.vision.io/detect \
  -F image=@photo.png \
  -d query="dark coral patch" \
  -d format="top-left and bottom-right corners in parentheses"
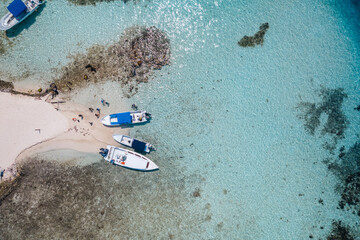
top-left (339, 172), bottom-right (360, 212)
top-left (54, 26), bottom-right (170, 97)
top-left (297, 88), bottom-right (348, 147)
top-left (238, 23), bottom-right (269, 47)
top-left (326, 221), bottom-right (355, 240)
top-left (335, 143), bottom-right (360, 214)
top-left (326, 142), bottom-right (360, 216)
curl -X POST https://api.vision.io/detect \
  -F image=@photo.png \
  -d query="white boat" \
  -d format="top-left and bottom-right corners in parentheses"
top-left (113, 134), bottom-right (155, 153)
top-left (99, 145), bottom-right (158, 171)
top-left (0, 0), bottom-right (44, 31)
top-left (101, 110), bottom-right (151, 127)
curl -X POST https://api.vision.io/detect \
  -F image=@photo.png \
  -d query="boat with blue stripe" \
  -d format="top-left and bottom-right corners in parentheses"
top-left (0, 0), bottom-right (44, 31)
top-left (101, 110), bottom-right (151, 127)
top-left (113, 134), bottom-right (155, 153)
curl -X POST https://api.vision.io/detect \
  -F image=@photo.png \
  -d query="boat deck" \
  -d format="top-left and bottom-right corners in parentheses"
top-left (120, 135), bottom-right (133, 146)
top-left (131, 111), bottom-right (147, 123)
top-left (105, 146), bottom-right (157, 171)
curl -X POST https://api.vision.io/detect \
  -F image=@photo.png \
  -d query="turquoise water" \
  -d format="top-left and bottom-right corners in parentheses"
top-left (0, 0), bottom-right (359, 239)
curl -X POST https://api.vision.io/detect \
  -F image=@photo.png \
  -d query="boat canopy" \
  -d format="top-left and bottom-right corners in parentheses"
top-left (7, 0), bottom-right (27, 18)
top-left (132, 139), bottom-right (146, 152)
top-left (110, 112), bottom-right (132, 125)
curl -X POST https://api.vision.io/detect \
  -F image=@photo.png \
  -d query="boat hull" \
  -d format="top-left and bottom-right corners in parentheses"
top-left (101, 110), bottom-right (150, 127)
top-left (102, 145), bottom-right (158, 171)
top-left (0, 0), bottom-right (44, 31)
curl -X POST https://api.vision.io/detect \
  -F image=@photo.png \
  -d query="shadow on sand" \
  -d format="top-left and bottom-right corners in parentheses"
top-left (5, 3), bottom-right (46, 38)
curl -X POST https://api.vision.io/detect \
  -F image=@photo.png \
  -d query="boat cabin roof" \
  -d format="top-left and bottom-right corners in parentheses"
top-left (110, 112), bottom-right (132, 125)
top-left (7, 0), bottom-right (27, 18)
top-left (132, 139), bottom-right (146, 151)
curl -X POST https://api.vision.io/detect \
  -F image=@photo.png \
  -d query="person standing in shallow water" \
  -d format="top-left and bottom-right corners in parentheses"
top-left (0, 168), bottom-right (4, 181)
top-left (101, 98), bottom-right (110, 107)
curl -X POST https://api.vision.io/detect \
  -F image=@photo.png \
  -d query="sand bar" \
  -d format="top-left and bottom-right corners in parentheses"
top-left (0, 92), bottom-right (127, 180)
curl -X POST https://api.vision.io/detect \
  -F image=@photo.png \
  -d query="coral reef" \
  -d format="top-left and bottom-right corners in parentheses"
top-left (327, 142), bottom-right (360, 215)
top-left (0, 156), bottom-right (204, 239)
top-left (297, 87), bottom-right (360, 222)
top-left (339, 172), bottom-right (360, 215)
top-left (238, 23), bottom-right (269, 47)
top-left (297, 88), bottom-right (348, 147)
top-left (326, 221), bottom-right (354, 240)
top-left (54, 26), bottom-right (170, 97)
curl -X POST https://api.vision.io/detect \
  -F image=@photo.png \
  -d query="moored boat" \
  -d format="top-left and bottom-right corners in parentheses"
top-left (0, 0), bottom-right (44, 31)
top-left (101, 110), bottom-right (151, 127)
top-left (113, 134), bottom-right (155, 153)
top-left (100, 146), bottom-right (158, 171)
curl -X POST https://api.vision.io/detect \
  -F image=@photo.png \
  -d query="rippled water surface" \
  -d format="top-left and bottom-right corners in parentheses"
top-left (0, 0), bottom-right (359, 239)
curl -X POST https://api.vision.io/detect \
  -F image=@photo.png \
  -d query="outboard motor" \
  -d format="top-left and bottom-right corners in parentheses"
top-left (99, 148), bottom-right (108, 157)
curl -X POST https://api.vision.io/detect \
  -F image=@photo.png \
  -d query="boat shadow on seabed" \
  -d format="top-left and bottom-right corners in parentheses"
top-left (5, 2), bottom-right (46, 38)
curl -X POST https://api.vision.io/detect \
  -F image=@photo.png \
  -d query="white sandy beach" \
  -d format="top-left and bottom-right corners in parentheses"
top-left (0, 92), bottom-right (127, 180)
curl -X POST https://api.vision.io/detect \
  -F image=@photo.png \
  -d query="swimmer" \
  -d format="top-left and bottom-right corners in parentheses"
top-left (131, 104), bottom-right (138, 110)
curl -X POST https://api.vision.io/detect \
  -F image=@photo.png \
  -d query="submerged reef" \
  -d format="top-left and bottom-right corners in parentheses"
top-left (339, 172), bottom-right (360, 214)
top-left (297, 87), bottom-right (360, 225)
top-left (67, 0), bottom-right (138, 6)
top-left (0, 157), bottom-right (205, 239)
top-left (0, 28), bottom-right (16, 55)
top-left (54, 26), bottom-right (170, 97)
top-left (297, 87), bottom-right (348, 149)
top-left (326, 221), bottom-right (355, 240)
top-left (327, 142), bottom-right (360, 215)
top-left (238, 23), bottom-right (269, 47)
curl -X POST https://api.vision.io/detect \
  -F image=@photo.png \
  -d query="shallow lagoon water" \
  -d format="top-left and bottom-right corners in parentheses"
top-left (0, 0), bottom-right (359, 239)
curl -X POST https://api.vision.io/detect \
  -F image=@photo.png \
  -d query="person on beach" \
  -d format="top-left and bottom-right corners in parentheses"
top-left (95, 113), bottom-right (100, 118)
top-left (89, 108), bottom-right (94, 112)
top-left (78, 114), bottom-right (83, 120)
top-left (96, 108), bottom-right (100, 113)
top-left (89, 122), bottom-right (93, 126)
